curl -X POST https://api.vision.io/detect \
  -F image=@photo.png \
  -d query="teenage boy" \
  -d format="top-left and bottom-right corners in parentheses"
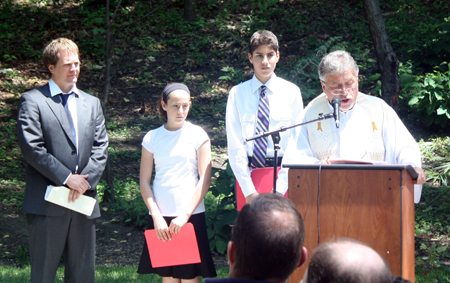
top-left (226, 30), bottom-right (303, 204)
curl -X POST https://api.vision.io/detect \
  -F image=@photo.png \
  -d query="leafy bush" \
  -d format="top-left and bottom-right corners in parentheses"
top-left (206, 161), bottom-right (237, 254)
top-left (400, 62), bottom-right (450, 128)
top-left (219, 66), bottom-right (247, 86)
top-left (278, 36), bottom-right (344, 104)
top-left (415, 186), bottom-right (450, 281)
top-left (0, 119), bottom-right (23, 179)
top-left (0, 2), bottom-right (66, 60)
top-left (384, 1), bottom-right (450, 72)
top-left (419, 137), bottom-right (450, 186)
top-left (97, 177), bottom-right (149, 229)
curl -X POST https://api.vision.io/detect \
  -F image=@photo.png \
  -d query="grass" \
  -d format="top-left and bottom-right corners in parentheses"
top-left (1, 263), bottom-right (449, 282)
top-left (0, 266), bottom-right (229, 283)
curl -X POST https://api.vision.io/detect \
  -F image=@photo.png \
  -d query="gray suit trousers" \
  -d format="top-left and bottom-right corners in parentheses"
top-left (27, 211), bottom-right (95, 283)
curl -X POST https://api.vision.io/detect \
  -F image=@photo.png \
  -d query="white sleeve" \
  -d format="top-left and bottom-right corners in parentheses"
top-left (142, 130), bottom-right (154, 153)
top-left (383, 104), bottom-right (421, 168)
top-left (226, 87), bottom-right (256, 197)
top-left (194, 126), bottom-right (210, 150)
top-left (291, 86), bottom-right (304, 125)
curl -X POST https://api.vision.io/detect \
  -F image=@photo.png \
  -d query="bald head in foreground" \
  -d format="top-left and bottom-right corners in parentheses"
top-left (205, 193), bottom-right (307, 283)
top-left (303, 238), bottom-right (392, 283)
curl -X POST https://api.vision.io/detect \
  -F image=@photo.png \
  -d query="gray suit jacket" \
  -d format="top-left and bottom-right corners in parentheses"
top-left (17, 84), bottom-right (108, 219)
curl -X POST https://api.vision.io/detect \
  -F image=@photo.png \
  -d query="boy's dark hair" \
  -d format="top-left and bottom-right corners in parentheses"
top-left (248, 30), bottom-right (279, 55)
top-left (231, 193), bottom-right (305, 281)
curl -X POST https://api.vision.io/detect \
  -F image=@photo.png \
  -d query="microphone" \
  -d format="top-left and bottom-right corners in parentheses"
top-left (331, 97), bottom-right (341, 128)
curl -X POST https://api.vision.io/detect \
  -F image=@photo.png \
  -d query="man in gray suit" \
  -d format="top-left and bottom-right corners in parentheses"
top-left (17, 38), bottom-right (108, 283)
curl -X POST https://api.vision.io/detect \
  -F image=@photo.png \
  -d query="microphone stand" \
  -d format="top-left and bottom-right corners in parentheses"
top-left (246, 113), bottom-right (335, 194)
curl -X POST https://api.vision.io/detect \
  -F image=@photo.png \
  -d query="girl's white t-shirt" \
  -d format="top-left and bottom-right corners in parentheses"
top-left (142, 122), bottom-right (209, 216)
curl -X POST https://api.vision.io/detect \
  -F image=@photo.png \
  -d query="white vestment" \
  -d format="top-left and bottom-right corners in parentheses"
top-left (276, 92), bottom-right (422, 195)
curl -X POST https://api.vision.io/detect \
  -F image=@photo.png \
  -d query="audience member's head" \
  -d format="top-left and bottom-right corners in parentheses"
top-left (304, 238), bottom-right (392, 283)
top-left (228, 193), bottom-right (307, 283)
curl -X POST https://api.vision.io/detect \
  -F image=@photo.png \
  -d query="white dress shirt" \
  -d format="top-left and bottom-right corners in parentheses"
top-left (49, 78), bottom-right (79, 181)
top-left (226, 74), bottom-right (303, 197)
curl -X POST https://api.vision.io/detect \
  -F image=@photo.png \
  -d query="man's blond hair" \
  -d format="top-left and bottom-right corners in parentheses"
top-left (43, 38), bottom-right (79, 72)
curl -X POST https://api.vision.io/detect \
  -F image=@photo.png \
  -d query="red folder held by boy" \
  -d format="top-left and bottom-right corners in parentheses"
top-left (236, 167), bottom-right (287, 211)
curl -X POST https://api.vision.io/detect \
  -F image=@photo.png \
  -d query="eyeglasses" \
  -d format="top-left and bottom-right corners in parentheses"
top-left (321, 81), bottom-right (358, 96)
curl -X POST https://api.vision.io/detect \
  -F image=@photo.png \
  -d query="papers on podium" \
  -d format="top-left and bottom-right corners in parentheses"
top-left (328, 158), bottom-right (388, 165)
top-left (44, 185), bottom-right (96, 216)
top-left (145, 222), bottom-right (201, 268)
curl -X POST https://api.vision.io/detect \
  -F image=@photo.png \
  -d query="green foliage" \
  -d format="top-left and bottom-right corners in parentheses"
top-left (76, 6), bottom-right (107, 57)
top-left (206, 160), bottom-right (237, 254)
top-left (1, 70), bottom-right (28, 96)
top-left (416, 265), bottom-right (450, 283)
top-left (219, 66), bottom-right (247, 85)
top-left (0, 179), bottom-right (25, 211)
top-left (15, 245), bottom-right (29, 267)
top-left (97, 174), bottom-right (148, 229)
top-left (278, 36), bottom-right (344, 103)
top-left (419, 137), bottom-right (450, 186)
top-left (0, 2), bottom-right (66, 60)
top-left (0, 119), bottom-right (23, 180)
top-left (254, 0), bottom-right (278, 11)
top-left (415, 186), bottom-right (450, 281)
top-left (401, 62), bottom-right (450, 128)
top-left (384, 0), bottom-right (450, 71)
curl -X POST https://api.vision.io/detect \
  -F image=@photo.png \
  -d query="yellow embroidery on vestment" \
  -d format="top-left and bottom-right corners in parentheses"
top-left (372, 122), bottom-right (378, 132)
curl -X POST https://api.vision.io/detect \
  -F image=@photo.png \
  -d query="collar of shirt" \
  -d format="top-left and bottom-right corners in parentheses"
top-left (48, 78), bottom-right (80, 97)
top-left (250, 73), bottom-right (277, 95)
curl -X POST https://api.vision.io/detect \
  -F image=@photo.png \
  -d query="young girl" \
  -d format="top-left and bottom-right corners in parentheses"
top-left (137, 83), bottom-right (217, 282)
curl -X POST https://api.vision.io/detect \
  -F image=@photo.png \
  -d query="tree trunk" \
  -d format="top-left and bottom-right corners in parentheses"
top-left (102, 0), bottom-right (115, 202)
top-left (184, 0), bottom-right (196, 21)
top-left (363, 0), bottom-right (400, 111)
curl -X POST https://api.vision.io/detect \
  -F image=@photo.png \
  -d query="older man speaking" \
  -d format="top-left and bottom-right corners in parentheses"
top-left (277, 50), bottom-right (425, 194)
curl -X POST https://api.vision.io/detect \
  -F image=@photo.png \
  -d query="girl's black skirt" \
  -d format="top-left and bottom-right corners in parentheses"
top-left (137, 212), bottom-right (217, 279)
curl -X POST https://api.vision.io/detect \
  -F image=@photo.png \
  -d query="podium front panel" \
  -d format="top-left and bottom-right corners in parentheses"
top-left (286, 165), bottom-right (415, 283)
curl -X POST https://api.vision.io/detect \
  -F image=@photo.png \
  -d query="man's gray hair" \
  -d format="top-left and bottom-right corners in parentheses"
top-left (318, 50), bottom-right (359, 81)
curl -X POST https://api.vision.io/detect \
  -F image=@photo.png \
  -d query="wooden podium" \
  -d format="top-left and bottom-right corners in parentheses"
top-left (285, 164), bottom-right (417, 283)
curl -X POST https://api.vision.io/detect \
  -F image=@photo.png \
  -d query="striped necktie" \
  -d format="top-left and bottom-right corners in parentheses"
top-left (251, 85), bottom-right (269, 168)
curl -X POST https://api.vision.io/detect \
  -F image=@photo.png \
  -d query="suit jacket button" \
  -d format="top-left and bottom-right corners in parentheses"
top-left (72, 151), bottom-right (76, 155)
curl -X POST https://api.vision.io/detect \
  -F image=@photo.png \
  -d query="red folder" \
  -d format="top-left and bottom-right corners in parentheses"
top-left (144, 222), bottom-right (201, 268)
top-left (236, 167), bottom-right (287, 211)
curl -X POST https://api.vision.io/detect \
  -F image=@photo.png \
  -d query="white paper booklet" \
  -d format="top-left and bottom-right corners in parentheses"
top-left (45, 185), bottom-right (96, 216)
